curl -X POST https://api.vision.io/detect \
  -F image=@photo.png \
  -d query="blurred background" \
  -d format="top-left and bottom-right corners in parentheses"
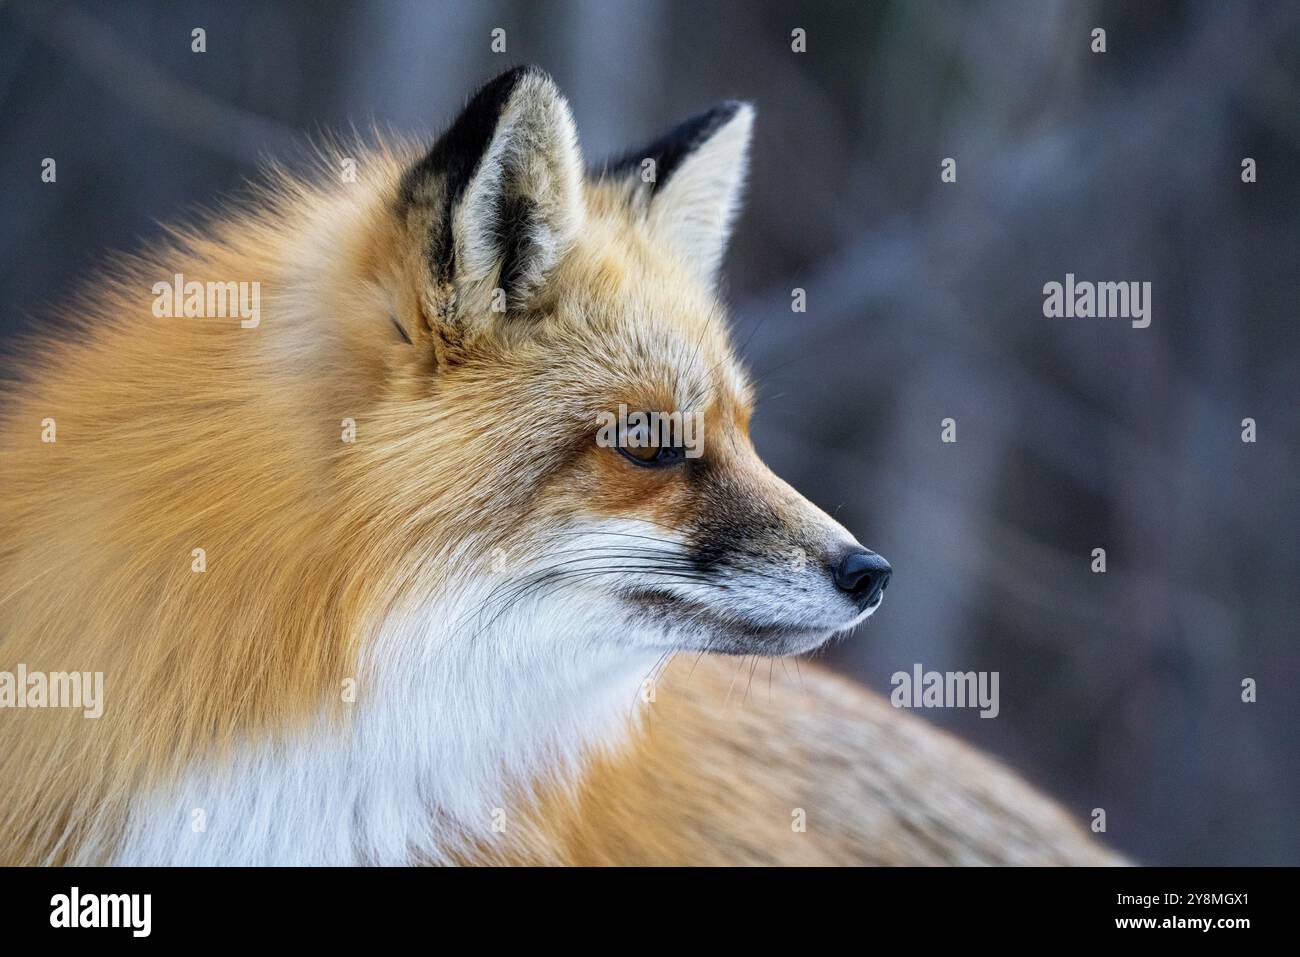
top-left (2, 0), bottom-right (1297, 865)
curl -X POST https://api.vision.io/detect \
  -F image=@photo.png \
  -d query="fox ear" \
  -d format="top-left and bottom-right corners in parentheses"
top-left (602, 102), bottom-right (754, 285)
top-left (400, 66), bottom-right (584, 327)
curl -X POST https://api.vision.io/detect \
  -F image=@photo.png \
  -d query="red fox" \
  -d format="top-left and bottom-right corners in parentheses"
top-left (0, 66), bottom-right (1118, 865)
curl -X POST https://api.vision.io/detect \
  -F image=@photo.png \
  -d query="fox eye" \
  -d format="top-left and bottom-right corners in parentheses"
top-left (615, 418), bottom-right (687, 469)
top-left (618, 443), bottom-right (686, 468)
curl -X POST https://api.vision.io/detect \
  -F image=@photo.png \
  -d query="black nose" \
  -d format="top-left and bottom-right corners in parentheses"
top-left (833, 549), bottom-right (891, 607)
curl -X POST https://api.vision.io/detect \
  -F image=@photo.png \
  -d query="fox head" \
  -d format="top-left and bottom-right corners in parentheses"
top-left (331, 66), bottom-right (891, 660)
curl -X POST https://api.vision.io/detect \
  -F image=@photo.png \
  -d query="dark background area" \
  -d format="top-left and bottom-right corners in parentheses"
top-left (2, 0), bottom-right (1297, 865)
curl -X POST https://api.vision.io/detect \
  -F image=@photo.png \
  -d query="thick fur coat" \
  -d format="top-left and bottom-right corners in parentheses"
top-left (0, 67), bottom-right (1117, 865)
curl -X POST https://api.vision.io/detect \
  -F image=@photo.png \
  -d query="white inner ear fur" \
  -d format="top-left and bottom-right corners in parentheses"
top-left (646, 104), bottom-right (754, 285)
top-left (453, 73), bottom-right (586, 303)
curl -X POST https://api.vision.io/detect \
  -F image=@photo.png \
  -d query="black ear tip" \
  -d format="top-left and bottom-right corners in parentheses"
top-left (469, 65), bottom-right (538, 106)
top-left (476, 64), bottom-right (555, 98)
top-left (593, 99), bottom-right (754, 188)
top-left (676, 101), bottom-right (750, 142)
top-left (693, 100), bottom-right (755, 132)
top-left (455, 65), bottom-right (557, 121)
top-left (711, 100), bottom-right (747, 122)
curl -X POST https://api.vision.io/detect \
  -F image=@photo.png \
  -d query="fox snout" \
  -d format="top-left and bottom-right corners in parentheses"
top-left (618, 442), bottom-right (893, 655)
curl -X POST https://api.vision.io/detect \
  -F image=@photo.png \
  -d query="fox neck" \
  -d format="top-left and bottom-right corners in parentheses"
top-left (364, 584), bottom-right (660, 833)
top-left (112, 583), bottom-right (658, 865)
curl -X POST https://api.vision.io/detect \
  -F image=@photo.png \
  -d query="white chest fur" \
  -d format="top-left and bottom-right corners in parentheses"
top-left (110, 585), bottom-right (658, 866)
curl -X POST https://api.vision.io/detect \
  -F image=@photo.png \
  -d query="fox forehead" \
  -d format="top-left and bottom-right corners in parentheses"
top-left (546, 183), bottom-right (754, 423)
